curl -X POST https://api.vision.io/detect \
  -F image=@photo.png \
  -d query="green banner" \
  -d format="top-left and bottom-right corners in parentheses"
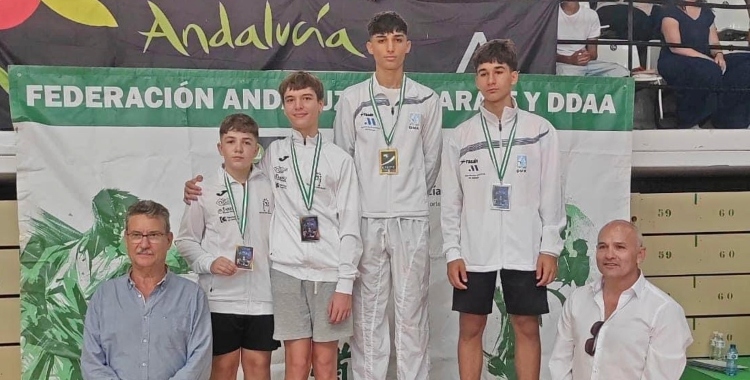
top-left (13, 65), bottom-right (633, 380)
top-left (10, 66), bottom-right (633, 131)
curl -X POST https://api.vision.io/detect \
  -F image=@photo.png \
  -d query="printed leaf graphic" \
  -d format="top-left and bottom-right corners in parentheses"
top-left (555, 205), bottom-right (592, 287)
top-left (311, 342), bottom-right (352, 379)
top-left (41, 0), bottom-right (117, 27)
top-left (556, 239), bottom-right (589, 287)
top-left (337, 342), bottom-right (351, 380)
top-left (484, 204), bottom-right (593, 378)
top-left (0, 67), bottom-right (8, 93)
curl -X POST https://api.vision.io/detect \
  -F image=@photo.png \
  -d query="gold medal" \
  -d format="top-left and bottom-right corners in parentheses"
top-left (379, 149), bottom-right (399, 175)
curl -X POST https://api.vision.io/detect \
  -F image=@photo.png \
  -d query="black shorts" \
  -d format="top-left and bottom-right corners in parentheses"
top-left (452, 270), bottom-right (549, 316)
top-left (211, 313), bottom-right (281, 355)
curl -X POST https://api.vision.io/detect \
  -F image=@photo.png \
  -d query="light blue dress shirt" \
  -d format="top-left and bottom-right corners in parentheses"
top-left (81, 271), bottom-right (212, 380)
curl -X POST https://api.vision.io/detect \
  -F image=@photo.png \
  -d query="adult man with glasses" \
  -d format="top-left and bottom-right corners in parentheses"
top-left (81, 200), bottom-right (212, 380)
top-left (549, 220), bottom-right (692, 380)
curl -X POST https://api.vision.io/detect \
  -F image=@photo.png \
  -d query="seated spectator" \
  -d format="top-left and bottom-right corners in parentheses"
top-left (81, 200), bottom-right (212, 380)
top-left (549, 220), bottom-right (692, 380)
top-left (557, 1), bottom-right (631, 77)
top-left (658, 0), bottom-right (750, 128)
top-left (715, 52), bottom-right (750, 129)
top-left (591, 1), bottom-right (662, 67)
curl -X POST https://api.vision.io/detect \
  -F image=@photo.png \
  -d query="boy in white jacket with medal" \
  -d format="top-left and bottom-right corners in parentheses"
top-left (441, 40), bottom-right (566, 380)
top-left (176, 114), bottom-right (278, 380)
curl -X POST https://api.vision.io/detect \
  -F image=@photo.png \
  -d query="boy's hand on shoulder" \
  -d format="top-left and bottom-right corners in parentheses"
top-left (210, 257), bottom-right (237, 276)
top-left (183, 175), bottom-right (204, 204)
top-left (328, 292), bottom-right (352, 324)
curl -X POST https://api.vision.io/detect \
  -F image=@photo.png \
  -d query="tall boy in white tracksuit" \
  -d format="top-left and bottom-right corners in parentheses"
top-left (176, 114), bottom-right (278, 380)
top-left (442, 40), bottom-right (565, 380)
top-left (333, 11), bottom-right (442, 380)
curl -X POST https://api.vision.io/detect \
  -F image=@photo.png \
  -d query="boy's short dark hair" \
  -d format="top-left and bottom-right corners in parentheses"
top-left (471, 39), bottom-right (519, 72)
top-left (367, 11), bottom-right (408, 36)
top-left (278, 71), bottom-right (325, 102)
top-left (219, 113), bottom-right (259, 140)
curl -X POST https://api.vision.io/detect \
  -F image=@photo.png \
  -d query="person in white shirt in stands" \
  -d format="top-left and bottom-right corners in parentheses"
top-left (556, 1), bottom-right (631, 77)
top-left (549, 220), bottom-right (693, 380)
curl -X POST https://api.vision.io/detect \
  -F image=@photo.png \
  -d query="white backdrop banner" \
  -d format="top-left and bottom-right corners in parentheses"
top-left (11, 66), bottom-right (633, 380)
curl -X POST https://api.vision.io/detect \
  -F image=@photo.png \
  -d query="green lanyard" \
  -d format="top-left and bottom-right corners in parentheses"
top-left (223, 172), bottom-right (249, 239)
top-left (480, 112), bottom-right (518, 184)
top-left (290, 134), bottom-right (323, 211)
top-left (368, 74), bottom-right (407, 146)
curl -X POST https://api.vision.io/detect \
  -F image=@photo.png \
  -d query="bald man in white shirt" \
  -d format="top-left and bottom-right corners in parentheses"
top-left (549, 220), bottom-right (692, 380)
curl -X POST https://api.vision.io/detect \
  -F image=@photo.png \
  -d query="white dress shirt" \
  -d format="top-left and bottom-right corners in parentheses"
top-left (549, 273), bottom-right (693, 380)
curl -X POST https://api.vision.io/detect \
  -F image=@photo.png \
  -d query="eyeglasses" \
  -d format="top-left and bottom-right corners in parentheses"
top-left (126, 232), bottom-right (166, 243)
top-left (584, 321), bottom-right (604, 356)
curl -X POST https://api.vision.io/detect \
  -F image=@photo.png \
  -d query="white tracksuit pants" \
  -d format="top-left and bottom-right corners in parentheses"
top-left (351, 217), bottom-right (431, 380)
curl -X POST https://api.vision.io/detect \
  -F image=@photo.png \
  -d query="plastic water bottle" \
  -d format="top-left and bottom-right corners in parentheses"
top-left (725, 344), bottom-right (738, 376)
top-left (708, 331), bottom-right (721, 360)
top-left (715, 333), bottom-right (727, 361)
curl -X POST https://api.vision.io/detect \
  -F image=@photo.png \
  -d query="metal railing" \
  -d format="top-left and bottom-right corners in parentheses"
top-left (558, 0), bottom-right (750, 73)
top-left (558, 0), bottom-right (750, 128)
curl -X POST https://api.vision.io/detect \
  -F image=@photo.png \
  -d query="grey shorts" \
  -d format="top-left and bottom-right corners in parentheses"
top-left (270, 269), bottom-right (353, 343)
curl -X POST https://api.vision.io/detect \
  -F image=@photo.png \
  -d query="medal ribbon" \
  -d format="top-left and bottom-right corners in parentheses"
top-left (223, 172), bottom-right (250, 239)
top-left (290, 134), bottom-right (323, 211)
top-left (368, 74), bottom-right (407, 146)
top-left (480, 112), bottom-right (518, 184)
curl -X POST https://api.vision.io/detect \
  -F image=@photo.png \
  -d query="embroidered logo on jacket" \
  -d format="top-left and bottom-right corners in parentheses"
top-left (314, 173), bottom-right (325, 190)
top-left (274, 173), bottom-right (287, 189)
top-left (516, 154), bottom-right (527, 173)
top-left (460, 158), bottom-right (484, 179)
top-left (361, 116), bottom-right (379, 130)
top-left (408, 112), bottom-right (422, 130)
top-left (261, 198), bottom-right (271, 214)
top-left (219, 215), bottom-right (237, 223)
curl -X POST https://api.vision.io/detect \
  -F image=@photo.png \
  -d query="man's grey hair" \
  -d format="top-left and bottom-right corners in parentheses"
top-left (125, 200), bottom-right (171, 232)
top-left (599, 219), bottom-right (644, 248)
